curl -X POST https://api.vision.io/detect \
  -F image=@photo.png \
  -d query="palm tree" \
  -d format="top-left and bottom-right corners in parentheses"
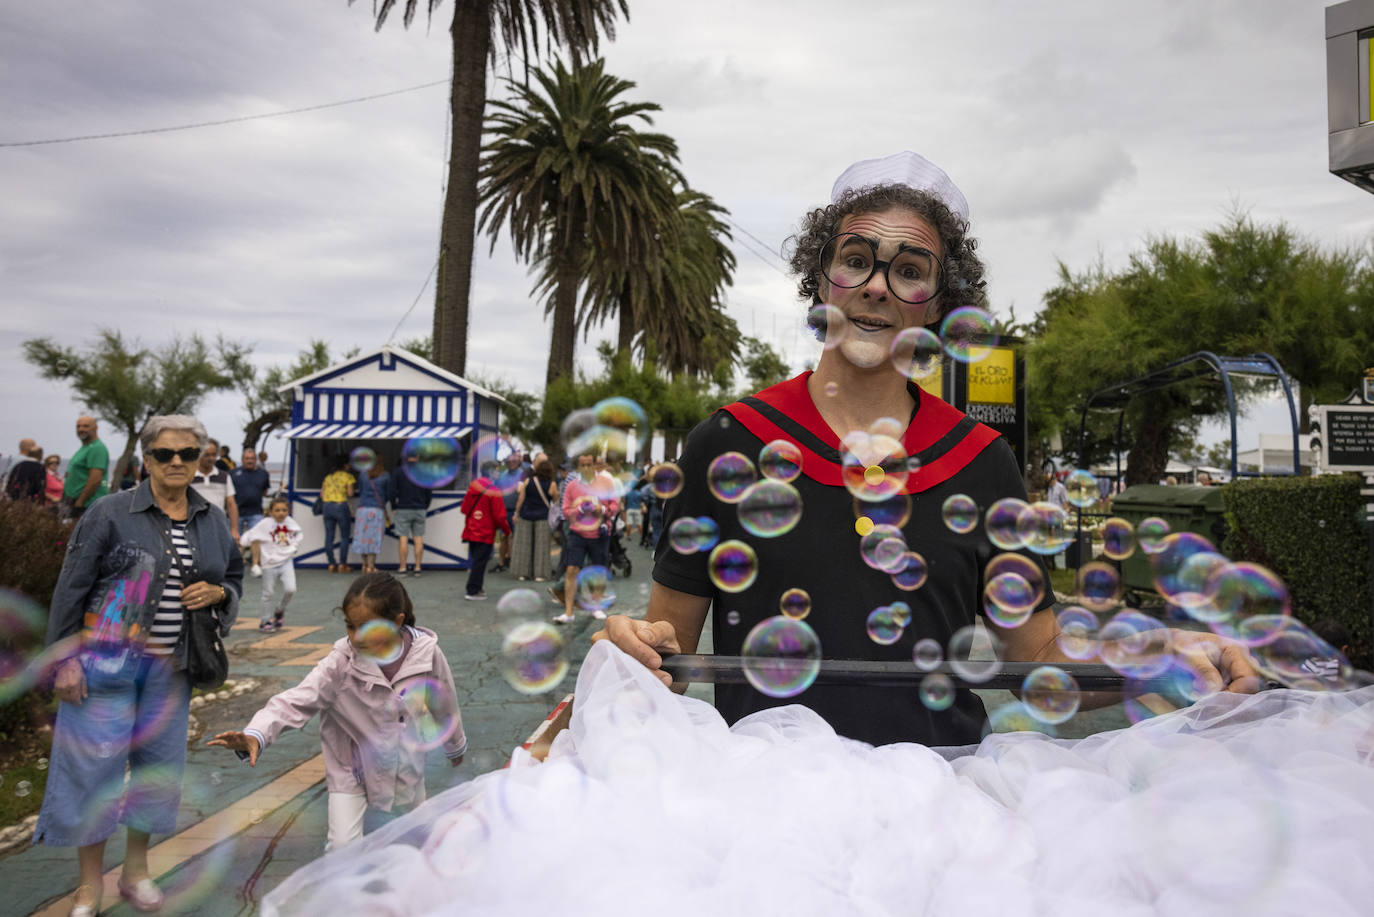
top-left (639, 187), bottom-right (740, 377)
top-left (355, 0), bottom-right (630, 377)
top-left (479, 57), bottom-right (680, 387)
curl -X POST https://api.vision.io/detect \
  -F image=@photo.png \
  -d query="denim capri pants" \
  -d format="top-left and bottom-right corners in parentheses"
top-left (33, 651), bottom-right (191, 847)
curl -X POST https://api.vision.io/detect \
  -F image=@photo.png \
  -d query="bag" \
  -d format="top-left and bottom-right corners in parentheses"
top-left (183, 607), bottom-right (229, 690)
top-left (547, 487), bottom-right (563, 530)
top-left (311, 496), bottom-right (324, 516)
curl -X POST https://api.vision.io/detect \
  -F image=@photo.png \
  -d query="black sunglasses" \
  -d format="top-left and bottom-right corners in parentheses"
top-left (146, 447), bottom-right (202, 464)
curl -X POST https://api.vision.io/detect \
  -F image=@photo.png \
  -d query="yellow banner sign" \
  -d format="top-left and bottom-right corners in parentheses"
top-left (967, 346), bottom-right (1016, 405)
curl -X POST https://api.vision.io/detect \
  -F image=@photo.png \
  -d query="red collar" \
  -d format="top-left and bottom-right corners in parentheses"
top-left (721, 371), bottom-right (1001, 493)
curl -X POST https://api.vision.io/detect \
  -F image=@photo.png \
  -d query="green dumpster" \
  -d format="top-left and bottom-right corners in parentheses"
top-left (1107, 484), bottom-right (1228, 597)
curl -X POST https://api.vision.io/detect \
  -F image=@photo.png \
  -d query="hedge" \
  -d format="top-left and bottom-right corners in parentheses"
top-left (0, 499), bottom-right (71, 740)
top-left (1221, 473), bottom-right (1372, 669)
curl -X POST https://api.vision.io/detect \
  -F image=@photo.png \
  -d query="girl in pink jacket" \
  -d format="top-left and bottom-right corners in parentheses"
top-left (208, 573), bottom-right (466, 850)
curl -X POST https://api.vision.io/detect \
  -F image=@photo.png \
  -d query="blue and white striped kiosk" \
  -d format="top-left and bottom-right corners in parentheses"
top-left (276, 345), bottom-right (509, 570)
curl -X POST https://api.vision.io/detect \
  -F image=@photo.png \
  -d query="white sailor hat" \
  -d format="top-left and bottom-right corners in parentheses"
top-left (829, 151), bottom-right (969, 225)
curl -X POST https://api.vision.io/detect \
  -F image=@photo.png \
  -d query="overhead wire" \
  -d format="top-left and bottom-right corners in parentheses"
top-left (0, 78), bottom-right (449, 148)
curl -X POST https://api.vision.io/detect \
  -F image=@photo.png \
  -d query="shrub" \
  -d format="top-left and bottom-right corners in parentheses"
top-left (1221, 474), bottom-right (1372, 669)
top-left (0, 499), bottom-right (71, 740)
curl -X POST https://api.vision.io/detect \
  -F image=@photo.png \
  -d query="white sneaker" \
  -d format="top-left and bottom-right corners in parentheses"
top-left (251, 564), bottom-right (262, 577)
top-left (552, 613), bottom-right (574, 624)
top-left (591, 609), bottom-right (607, 620)
top-left (464, 592), bottom-right (486, 601)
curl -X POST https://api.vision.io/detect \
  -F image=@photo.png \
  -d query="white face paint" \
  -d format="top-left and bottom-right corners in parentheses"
top-left (838, 336), bottom-right (889, 369)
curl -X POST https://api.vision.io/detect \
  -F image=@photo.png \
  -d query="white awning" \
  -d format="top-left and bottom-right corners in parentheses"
top-left (282, 423), bottom-right (471, 440)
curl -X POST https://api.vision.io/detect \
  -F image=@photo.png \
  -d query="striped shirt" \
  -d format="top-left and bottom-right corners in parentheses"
top-left (147, 521), bottom-right (192, 655)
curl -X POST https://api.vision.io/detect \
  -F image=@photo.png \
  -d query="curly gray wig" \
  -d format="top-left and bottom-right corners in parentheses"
top-left (785, 184), bottom-right (988, 340)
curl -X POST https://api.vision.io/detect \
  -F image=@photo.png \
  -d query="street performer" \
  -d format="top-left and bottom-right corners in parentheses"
top-left (595, 152), bottom-right (1259, 746)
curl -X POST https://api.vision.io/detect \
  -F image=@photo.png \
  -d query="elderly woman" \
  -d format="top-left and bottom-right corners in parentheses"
top-left (33, 415), bottom-right (242, 917)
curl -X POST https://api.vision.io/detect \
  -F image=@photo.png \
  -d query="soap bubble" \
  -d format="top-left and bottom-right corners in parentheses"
top-left (397, 677), bottom-right (460, 751)
top-left (574, 566), bottom-right (616, 613)
top-left (840, 430), bottom-right (911, 503)
top-left (349, 446), bottom-right (377, 474)
top-left (354, 619), bottom-right (403, 666)
top-left (725, 610), bottom-right (741, 626)
top-left (1064, 469), bottom-right (1098, 507)
top-left (36, 756), bottom-right (47, 771)
top-left (690, 516), bottom-right (720, 552)
top-left (1021, 666), bottom-right (1081, 724)
top-left (983, 553), bottom-right (1046, 611)
top-left (737, 480), bottom-right (803, 538)
top-left (1122, 662), bottom-right (1208, 724)
top-left (941, 494), bottom-right (979, 534)
top-left (496, 589), bottom-right (545, 625)
top-left (1206, 562), bottom-right (1291, 644)
top-left (865, 606), bottom-right (904, 645)
top-left (14, 780), bottom-right (31, 797)
top-left (947, 624), bottom-right (1003, 684)
top-left (707, 452), bottom-right (757, 503)
top-left (919, 672), bottom-right (955, 710)
top-left (1175, 551), bottom-right (1231, 619)
top-left (500, 622), bottom-right (568, 694)
top-left (741, 616), bottom-right (821, 698)
top-left (1148, 532), bottom-right (1219, 606)
top-left (566, 494), bottom-right (605, 538)
top-left (808, 304), bottom-right (848, 349)
top-left (984, 498), bottom-right (1029, 550)
top-left (912, 638), bottom-right (943, 671)
top-left (823, 381), bottom-right (839, 398)
top-left (779, 588), bottom-right (811, 620)
top-left (1015, 500), bottom-right (1072, 556)
top-left (1098, 610), bottom-right (1173, 679)
top-left (1076, 561), bottom-right (1122, 612)
top-left (560, 409), bottom-right (597, 452)
top-left (889, 551), bottom-right (928, 591)
top-left (869, 416), bottom-right (905, 439)
top-left (890, 326), bottom-right (943, 380)
top-left (1137, 517), bottom-right (1171, 554)
top-left (940, 306), bottom-right (996, 363)
top-left (1100, 517), bottom-right (1136, 561)
top-left (0, 589), bottom-right (47, 705)
top-left (591, 396), bottom-right (650, 456)
top-left (708, 540), bottom-right (758, 593)
top-left (859, 524), bottom-right (908, 573)
top-left (857, 493), bottom-right (910, 528)
top-left (758, 440), bottom-right (803, 482)
top-left (400, 436), bottom-right (462, 489)
top-left (983, 575), bottom-right (1036, 628)
top-left (1055, 606), bottom-right (1102, 660)
top-left (668, 517), bottom-right (703, 554)
top-left (647, 462), bottom-right (684, 500)
top-left (1251, 621), bottom-right (1350, 689)
top-left (888, 601), bottom-right (912, 627)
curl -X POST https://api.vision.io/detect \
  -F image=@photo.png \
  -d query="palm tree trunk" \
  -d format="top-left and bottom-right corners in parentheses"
top-left (616, 284), bottom-right (635, 355)
top-left (547, 217), bottom-right (587, 387)
top-left (432, 2), bottom-right (493, 377)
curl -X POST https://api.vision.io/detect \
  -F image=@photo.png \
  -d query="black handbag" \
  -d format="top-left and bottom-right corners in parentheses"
top-left (183, 606), bottom-right (228, 690)
top-left (163, 521), bottom-right (230, 690)
top-left (312, 496), bottom-right (324, 516)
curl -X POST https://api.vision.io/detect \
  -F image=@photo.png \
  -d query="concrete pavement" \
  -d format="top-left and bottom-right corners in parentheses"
top-left (10, 541), bottom-right (671, 917)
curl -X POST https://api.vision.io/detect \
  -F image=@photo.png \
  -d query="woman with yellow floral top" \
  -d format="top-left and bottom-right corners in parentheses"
top-left (320, 455), bottom-right (356, 573)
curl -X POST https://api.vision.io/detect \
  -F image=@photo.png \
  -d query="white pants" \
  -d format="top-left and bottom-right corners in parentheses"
top-left (326, 792), bottom-right (367, 852)
top-left (259, 562), bottom-right (297, 623)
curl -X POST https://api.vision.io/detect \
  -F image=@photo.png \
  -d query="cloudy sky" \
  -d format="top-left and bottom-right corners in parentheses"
top-left (3, 0), bottom-right (1369, 468)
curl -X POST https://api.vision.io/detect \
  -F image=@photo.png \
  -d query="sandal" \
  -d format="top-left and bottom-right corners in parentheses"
top-left (69, 884), bottom-right (101, 917)
top-left (118, 874), bottom-right (165, 912)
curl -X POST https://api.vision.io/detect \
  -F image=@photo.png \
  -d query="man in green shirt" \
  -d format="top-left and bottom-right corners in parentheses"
top-left (61, 415), bottom-right (109, 519)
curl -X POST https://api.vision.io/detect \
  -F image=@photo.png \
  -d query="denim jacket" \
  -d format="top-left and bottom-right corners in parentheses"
top-left (46, 479), bottom-right (244, 668)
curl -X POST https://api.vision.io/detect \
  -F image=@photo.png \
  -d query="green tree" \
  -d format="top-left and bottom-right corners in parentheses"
top-left (224, 341), bottom-right (342, 452)
top-left (23, 330), bottom-right (245, 486)
top-left (737, 336), bottom-right (792, 396)
top-left (1027, 214), bottom-right (1374, 484)
top-left (479, 57), bottom-right (680, 387)
top-left (355, 0), bottom-right (629, 378)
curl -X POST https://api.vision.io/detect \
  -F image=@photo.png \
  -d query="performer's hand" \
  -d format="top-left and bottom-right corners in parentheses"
top-left (207, 731), bottom-right (260, 765)
top-left (54, 658), bottom-right (86, 705)
top-left (1171, 630), bottom-right (1262, 695)
top-left (592, 615), bottom-right (682, 687)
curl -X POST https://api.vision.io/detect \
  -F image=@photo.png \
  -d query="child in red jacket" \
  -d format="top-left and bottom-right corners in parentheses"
top-left (459, 463), bottom-right (511, 600)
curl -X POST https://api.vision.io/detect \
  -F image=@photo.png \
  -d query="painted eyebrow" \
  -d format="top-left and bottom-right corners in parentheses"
top-left (895, 242), bottom-right (938, 257)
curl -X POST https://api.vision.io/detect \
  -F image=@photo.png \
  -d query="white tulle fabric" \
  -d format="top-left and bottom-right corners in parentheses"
top-left (263, 642), bottom-right (1374, 917)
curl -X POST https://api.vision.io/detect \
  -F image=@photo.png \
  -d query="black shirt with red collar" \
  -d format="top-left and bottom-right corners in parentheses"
top-left (653, 371), bottom-right (1050, 747)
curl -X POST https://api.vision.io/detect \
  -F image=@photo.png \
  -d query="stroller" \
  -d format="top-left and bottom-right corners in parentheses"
top-left (608, 511), bottom-right (633, 578)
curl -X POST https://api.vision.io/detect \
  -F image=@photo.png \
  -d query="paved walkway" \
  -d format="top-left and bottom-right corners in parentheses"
top-left (10, 542), bottom-right (672, 917)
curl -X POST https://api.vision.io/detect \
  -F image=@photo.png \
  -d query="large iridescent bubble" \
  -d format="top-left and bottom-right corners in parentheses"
top-left (707, 452), bottom-right (757, 504)
top-left (865, 606), bottom-right (904, 645)
top-left (736, 480), bottom-right (803, 538)
top-left (1100, 517), bottom-right (1136, 560)
top-left (758, 440), bottom-right (803, 483)
top-left (397, 676), bottom-right (460, 752)
top-left (1020, 666), bottom-right (1081, 725)
top-left (859, 523), bottom-right (908, 573)
top-left (984, 498), bottom-right (1029, 550)
top-left (840, 430), bottom-right (912, 503)
top-left (574, 565), bottom-right (616, 613)
top-left (349, 446), bottom-right (377, 475)
top-left (889, 551), bottom-right (928, 591)
top-left (941, 494), bottom-right (979, 534)
top-left (1098, 610), bottom-right (1173, 679)
top-left (1054, 606), bottom-right (1101, 660)
top-left (779, 588), bottom-right (812, 620)
top-left (741, 616), bottom-right (822, 698)
top-left (940, 306), bottom-right (997, 363)
top-left (1016, 500), bottom-right (1072, 556)
top-left (947, 624), bottom-right (1003, 684)
top-left (1075, 561), bottom-right (1121, 612)
top-left (1064, 469), bottom-right (1098, 508)
top-left (647, 462), bottom-right (684, 500)
top-left (709, 540), bottom-right (758, 593)
top-left (501, 622), bottom-right (569, 694)
top-left (889, 326), bottom-right (943, 380)
top-left (400, 437), bottom-right (462, 489)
